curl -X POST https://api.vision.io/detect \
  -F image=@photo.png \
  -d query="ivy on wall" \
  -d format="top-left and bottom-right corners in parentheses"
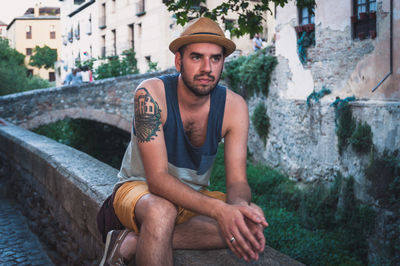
top-left (251, 103), bottom-right (270, 145)
top-left (223, 48), bottom-right (277, 145)
top-left (331, 97), bottom-right (373, 155)
top-left (223, 48), bottom-right (277, 99)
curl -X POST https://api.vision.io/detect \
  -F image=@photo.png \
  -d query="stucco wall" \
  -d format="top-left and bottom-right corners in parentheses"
top-left (274, 0), bottom-right (399, 100)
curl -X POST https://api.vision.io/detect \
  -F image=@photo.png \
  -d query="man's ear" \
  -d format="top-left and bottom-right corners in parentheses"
top-left (175, 52), bottom-right (182, 72)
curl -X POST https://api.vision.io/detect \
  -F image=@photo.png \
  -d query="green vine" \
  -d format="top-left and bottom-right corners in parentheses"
top-left (306, 86), bottom-right (331, 107)
top-left (252, 103), bottom-right (270, 145)
top-left (223, 48), bottom-right (277, 98)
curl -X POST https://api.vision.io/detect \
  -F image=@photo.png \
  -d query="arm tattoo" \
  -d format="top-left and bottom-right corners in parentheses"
top-left (134, 87), bottom-right (162, 142)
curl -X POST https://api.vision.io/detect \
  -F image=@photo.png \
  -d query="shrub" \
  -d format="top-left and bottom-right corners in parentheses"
top-left (94, 49), bottom-right (139, 79)
top-left (251, 103), bottom-right (270, 145)
top-left (223, 49), bottom-right (277, 98)
top-left (336, 103), bottom-right (356, 154)
top-left (349, 121), bottom-right (373, 153)
top-left (209, 144), bottom-right (374, 265)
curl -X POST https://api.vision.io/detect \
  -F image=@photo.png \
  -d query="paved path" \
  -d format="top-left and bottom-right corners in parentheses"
top-left (0, 198), bottom-right (54, 265)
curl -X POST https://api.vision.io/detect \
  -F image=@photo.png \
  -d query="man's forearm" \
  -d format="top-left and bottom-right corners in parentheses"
top-left (226, 181), bottom-right (251, 206)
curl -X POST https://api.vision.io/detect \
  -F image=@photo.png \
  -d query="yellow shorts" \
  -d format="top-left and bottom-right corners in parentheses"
top-left (113, 181), bottom-right (226, 233)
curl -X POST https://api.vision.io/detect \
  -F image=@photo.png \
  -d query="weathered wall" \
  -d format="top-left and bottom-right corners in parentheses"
top-left (274, 0), bottom-right (399, 100)
top-left (0, 69), bottom-right (174, 131)
top-left (0, 121), bottom-right (303, 265)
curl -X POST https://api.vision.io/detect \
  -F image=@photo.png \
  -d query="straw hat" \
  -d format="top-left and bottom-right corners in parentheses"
top-left (169, 17), bottom-right (236, 57)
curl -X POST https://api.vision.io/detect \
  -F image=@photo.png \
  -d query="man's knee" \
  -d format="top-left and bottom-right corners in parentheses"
top-left (135, 194), bottom-right (178, 231)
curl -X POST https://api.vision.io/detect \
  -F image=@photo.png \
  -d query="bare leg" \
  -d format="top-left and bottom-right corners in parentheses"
top-left (134, 193), bottom-right (178, 266)
top-left (118, 195), bottom-right (227, 264)
top-left (173, 215), bottom-right (227, 249)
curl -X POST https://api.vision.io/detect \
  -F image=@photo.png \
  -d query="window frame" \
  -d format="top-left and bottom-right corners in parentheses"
top-left (353, 0), bottom-right (377, 39)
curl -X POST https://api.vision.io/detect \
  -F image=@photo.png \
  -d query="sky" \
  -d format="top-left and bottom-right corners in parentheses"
top-left (0, 0), bottom-right (60, 25)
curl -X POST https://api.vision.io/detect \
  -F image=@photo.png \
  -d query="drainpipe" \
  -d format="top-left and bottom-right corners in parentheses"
top-left (372, 0), bottom-right (393, 92)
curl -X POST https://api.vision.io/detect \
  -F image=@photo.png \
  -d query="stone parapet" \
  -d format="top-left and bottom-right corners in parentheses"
top-left (0, 122), bottom-right (303, 265)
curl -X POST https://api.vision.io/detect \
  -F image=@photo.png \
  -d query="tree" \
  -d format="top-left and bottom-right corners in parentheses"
top-left (29, 45), bottom-right (58, 70)
top-left (164, 0), bottom-right (315, 37)
top-left (94, 49), bottom-right (139, 80)
top-left (0, 38), bottom-right (50, 96)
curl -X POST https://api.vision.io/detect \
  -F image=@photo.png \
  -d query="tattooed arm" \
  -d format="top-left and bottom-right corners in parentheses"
top-left (134, 80), bottom-right (266, 261)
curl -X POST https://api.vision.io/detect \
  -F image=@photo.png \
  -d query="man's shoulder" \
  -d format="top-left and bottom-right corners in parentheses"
top-left (225, 89), bottom-right (247, 114)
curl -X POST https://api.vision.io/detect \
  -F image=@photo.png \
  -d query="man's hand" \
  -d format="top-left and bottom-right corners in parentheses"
top-left (215, 203), bottom-right (268, 262)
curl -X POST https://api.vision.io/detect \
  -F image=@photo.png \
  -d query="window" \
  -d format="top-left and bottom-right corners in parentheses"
top-left (112, 0), bottom-right (116, 13)
top-left (112, 29), bottom-right (116, 56)
top-left (49, 72), bottom-right (55, 82)
top-left (50, 25), bottom-right (56, 39)
top-left (101, 35), bottom-right (106, 57)
top-left (87, 14), bottom-right (92, 35)
top-left (136, 0), bottom-right (145, 16)
top-left (353, 0), bottom-right (377, 39)
top-left (128, 24), bottom-right (134, 50)
top-left (74, 23), bottom-right (80, 40)
top-left (299, 7), bottom-right (315, 25)
top-left (26, 48), bottom-right (32, 56)
top-left (26, 25), bottom-right (32, 39)
top-left (99, 3), bottom-right (106, 29)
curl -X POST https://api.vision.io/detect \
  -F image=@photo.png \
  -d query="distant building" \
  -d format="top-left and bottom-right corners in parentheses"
top-left (58, 0), bottom-right (98, 85)
top-left (59, 0), bottom-right (271, 75)
top-left (6, 5), bottom-right (61, 82)
top-left (0, 20), bottom-right (7, 38)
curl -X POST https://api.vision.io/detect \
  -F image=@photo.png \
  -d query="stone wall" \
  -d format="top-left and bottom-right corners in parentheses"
top-left (0, 69), bottom-right (175, 131)
top-left (0, 122), bottom-right (303, 265)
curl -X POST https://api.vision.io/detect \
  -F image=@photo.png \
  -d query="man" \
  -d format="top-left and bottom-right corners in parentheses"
top-left (63, 67), bottom-right (83, 85)
top-left (252, 33), bottom-right (263, 52)
top-left (99, 17), bottom-right (268, 266)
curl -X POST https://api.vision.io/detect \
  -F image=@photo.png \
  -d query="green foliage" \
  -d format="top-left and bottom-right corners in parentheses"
top-left (306, 86), bottom-right (331, 106)
top-left (0, 38), bottom-right (51, 96)
top-left (209, 144), bottom-right (374, 265)
top-left (365, 150), bottom-right (400, 207)
top-left (349, 121), bottom-right (373, 153)
top-left (365, 150), bottom-right (400, 264)
top-left (76, 58), bottom-right (96, 71)
top-left (222, 49), bottom-right (277, 98)
top-left (336, 103), bottom-right (356, 154)
top-left (297, 31), bottom-right (315, 64)
top-left (95, 49), bottom-right (139, 80)
top-left (251, 103), bottom-right (269, 145)
top-left (29, 45), bottom-right (58, 69)
top-left (164, 0), bottom-right (290, 38)
top-left (147, 60), bottom-right (160, 73)
top-left (33, 118), bottom-right (130, 169)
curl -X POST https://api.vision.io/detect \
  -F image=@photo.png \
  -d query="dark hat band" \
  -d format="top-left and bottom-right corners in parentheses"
top-left (189, 32), bottom-right (222, 36)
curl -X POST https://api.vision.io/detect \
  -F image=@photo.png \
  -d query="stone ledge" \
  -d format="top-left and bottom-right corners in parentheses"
top-left (0, 121), bottom-right (303, 265)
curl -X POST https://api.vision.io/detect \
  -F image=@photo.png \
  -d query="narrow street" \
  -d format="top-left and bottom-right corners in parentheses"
top-left (0, 198), bottom-right (53, 265)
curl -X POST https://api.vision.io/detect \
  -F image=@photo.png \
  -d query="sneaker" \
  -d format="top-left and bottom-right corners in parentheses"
top-left (99, 229), bottom-right (131, 266)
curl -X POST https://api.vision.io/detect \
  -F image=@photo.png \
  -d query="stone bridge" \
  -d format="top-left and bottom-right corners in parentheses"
top-left (0, 69), bottom-right (303, 265)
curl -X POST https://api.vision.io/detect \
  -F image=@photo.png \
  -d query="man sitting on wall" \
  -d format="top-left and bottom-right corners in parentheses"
top-left (99, 17), bottom-right (268, 266)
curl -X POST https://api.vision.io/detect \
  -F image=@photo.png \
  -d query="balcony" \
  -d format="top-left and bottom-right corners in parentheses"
top-left (99, 16), bottom-right (106, 29)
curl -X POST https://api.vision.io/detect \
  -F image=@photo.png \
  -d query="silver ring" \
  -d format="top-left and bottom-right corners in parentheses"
top-left (230, 236), bottom-right (235, 243)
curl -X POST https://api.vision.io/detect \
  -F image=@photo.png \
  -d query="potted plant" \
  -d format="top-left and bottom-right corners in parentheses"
top-left (295, 25), bottom-right (303, 33)
top-left (359, 12), bottom-right (368, 20)
top-left (358, 32), bottom-right (366, 40)
top-left (351, 15), bottom-right (358, 24)
top-left (305, 23), bottom-right (315, 32)
top-left (369, 11), bottom-right (376, 19)
top-left (369, 30), bottom-right (377, 39)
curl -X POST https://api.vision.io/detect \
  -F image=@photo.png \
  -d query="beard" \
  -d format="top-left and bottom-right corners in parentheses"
top-left (180, 62), bottom-right (222, 97)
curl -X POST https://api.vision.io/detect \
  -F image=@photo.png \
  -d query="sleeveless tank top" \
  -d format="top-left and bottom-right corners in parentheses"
top-left (116, 73), bottom-right (227, 191)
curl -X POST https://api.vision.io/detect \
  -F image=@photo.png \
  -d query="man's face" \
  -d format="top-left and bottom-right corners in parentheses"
top-left (176, 42), bottom-right (224, 97)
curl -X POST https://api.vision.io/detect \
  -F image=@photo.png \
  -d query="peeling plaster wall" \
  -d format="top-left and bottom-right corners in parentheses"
top-left (248, 0), bottom-right (400, 192)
